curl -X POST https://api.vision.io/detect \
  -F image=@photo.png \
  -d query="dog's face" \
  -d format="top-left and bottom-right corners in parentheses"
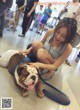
top-left (14, 63), bottom-right (38, 91)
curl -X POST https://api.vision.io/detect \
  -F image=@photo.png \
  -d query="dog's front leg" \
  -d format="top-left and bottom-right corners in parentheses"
top-left (21, 89), bottom-right (29, 97)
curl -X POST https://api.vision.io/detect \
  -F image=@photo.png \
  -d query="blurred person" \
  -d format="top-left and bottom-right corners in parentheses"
top-left (5, 9), bottom-right (15, 31)
top-left (36, 3), bottom-right (52, 35)
top-left (14, 0), bottom-right (26, 30)
top-left (30, 4), bottom-right (43, 31)
top-left (0, 0), bottom-right (13, 37)
top-left (19, 0), bottom-right (39, 37)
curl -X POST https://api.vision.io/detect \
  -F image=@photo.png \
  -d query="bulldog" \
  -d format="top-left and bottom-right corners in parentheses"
top-left (0, 50), bottom-right (39, 96)
top-left (8, 53), bottom-right (39, 96)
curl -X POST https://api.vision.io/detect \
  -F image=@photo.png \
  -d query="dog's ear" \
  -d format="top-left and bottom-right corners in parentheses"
top-left (17, 67), bottom-right (24, 76)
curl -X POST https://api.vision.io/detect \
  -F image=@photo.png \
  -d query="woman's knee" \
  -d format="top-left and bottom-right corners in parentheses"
top-left (37, 48), bottom-right (48, 60)
top-left (32, 40), bottom-right (43, 52)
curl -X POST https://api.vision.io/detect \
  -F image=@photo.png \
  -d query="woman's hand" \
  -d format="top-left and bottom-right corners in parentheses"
top-left (19, 47), bottom-right (32, 57)
top-left (18, 51), bottom-right (26, 57)
top-left (29, 62), bottom-right (42, 69)
top-left (27, 12), bottom-right (31, 17)
top-left (18, 50), bottom-right (29, 57)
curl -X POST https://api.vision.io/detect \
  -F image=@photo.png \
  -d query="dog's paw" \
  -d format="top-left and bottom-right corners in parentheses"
top-left (22, 92), bottom-right (29, 97)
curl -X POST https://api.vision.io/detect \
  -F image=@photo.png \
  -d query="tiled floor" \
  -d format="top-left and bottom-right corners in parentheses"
top-left (0, 24), bottom-right (80, 110)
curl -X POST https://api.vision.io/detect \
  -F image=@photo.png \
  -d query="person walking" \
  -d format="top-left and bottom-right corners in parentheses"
top-left (36, 3), bottom-right (52, 34)
top-left (14, 0), bottom-right (26, 31)
top-left (30, 4), bottom-right (43, 31)
top-left (19, 0), bottom-right (39, 37)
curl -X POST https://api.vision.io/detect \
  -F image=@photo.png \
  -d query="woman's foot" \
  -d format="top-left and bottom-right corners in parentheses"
top-left (41, 70), bottom-right (54, 80)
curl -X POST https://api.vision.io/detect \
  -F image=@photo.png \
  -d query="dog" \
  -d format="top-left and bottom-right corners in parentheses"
top-left (0, 50), bottom-right (39, 96)
top-left (8, 53), bottom-right (39, 96)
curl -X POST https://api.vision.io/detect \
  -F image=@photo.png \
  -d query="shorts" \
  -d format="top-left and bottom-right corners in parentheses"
top-left (40, 18), bottom-right (47, 24)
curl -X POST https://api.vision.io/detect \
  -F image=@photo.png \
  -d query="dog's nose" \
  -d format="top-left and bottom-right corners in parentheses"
top-left (31, 76), bottom-right (36, 81)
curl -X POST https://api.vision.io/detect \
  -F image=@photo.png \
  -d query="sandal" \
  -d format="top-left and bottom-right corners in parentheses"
top-left (40, 70), bottom-right (55, 81)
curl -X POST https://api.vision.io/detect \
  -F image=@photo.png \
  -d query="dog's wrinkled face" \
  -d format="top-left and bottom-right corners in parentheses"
top-left (14, 63), bottom-right (38, 91)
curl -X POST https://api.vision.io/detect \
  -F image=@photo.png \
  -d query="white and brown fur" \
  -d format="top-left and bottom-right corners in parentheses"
top-left (8, 53), bottom-right (39, 96)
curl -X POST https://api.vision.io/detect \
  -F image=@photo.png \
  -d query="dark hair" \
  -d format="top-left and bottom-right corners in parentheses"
top-left (54, 17), bottom-right (77, 43)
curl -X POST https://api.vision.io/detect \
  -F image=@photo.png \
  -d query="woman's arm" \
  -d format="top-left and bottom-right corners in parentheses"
top-left (46, 44), bottom-right (72, 70)
top-left (27, 2), bottom-right (38, 17)
top-left (19, 47), bottom-right (32, 56)
top-left (30, 44), bottom-right (72, 70)
top-left (41, 28), bottom-right (54, 43)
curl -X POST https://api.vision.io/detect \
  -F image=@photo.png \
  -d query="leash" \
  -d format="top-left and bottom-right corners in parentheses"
top-left (39, 71), bottom-right (70, 105)
top-left (26, 44), bottom-right (70, 105)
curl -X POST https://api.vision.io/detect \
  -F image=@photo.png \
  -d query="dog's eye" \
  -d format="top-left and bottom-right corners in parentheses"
top-left (22, 69), bottom-right (29, 76)
top-left (17, 67), bottom-right (24, 76)
top-left (31, 76), bottom-right (36, 81)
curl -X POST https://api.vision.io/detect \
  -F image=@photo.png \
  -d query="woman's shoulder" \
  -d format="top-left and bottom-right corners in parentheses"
top-left (42, 28), bottom-right (54, 43)
top-left (47, 28), bottom-right (54, 33)
top-left (45, 28), bottom-right (54, 39)
top-left (65, 43), bottom-right (72, 52)
top-left (60, 43), bottom-right (72, 56)
top-left (46, 28), bottom-right (54, 36)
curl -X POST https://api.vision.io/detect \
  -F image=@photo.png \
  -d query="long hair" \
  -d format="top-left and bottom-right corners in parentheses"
top-left (53, 17), bottom-right (77, 44)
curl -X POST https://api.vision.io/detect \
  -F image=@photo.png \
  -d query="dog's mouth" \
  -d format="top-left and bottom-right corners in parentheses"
top-left (26, 82), bottom-right (35, 90)
top-left (23, 76), bottom-right (38, 90)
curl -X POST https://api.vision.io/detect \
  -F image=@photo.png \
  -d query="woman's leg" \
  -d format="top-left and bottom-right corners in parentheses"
top-left (37, 48), bottom-right (55, 64)
top-left (37, 48), bottom-right (55, 78)
top-left (32, 40), bottom-right (43, 55)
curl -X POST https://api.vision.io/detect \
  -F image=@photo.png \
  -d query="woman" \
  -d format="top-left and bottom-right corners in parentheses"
top-left (0, 17), bottom-right (77, 97)
top-left (19, 17), bottom-right (77, 97)
top-left (25, 18), bottom-right (77, 75)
